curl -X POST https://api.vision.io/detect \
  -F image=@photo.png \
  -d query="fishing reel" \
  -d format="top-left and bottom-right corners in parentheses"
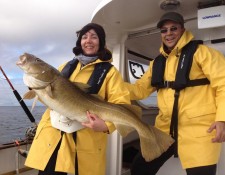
top-left (25, 123), bottom-right (37, 139)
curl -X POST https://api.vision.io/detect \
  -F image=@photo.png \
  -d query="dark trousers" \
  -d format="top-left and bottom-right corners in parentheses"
top-left (130, 143), bottom-right (217, 175)
top-left (38, 140), bottom-right (67, 175)
top-left (38, 132), bottom-right (78, 175)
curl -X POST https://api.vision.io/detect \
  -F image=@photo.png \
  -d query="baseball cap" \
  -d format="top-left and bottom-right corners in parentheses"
top-left (157, 12), bottom-right (184, 28)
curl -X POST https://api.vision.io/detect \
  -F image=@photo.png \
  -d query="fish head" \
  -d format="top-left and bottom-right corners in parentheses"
top-left (16, 53), bottom-right (60, 86)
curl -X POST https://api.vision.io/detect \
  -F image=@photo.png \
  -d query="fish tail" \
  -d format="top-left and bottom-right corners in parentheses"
top-left (152, 126), bottom-right (174, 153)
top-left (138, 126), bottom-right (174, 162)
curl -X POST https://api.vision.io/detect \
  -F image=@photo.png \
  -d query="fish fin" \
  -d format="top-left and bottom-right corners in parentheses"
top-left (152, 126), bottom-right (175, 153)
top-left (38, 98), bottom-right (47, 105)
top-left (73, 82), bottom-right (90, 93)
top-left (91, 94), bottom-right (105, 101)
top-left (23, 90), bottom-right (36, 99)
top-left (45, 85), bottom-right (53, 98)
top-left (138, 125), bottom-right (174, 162)
top-left (115, 123), bottom-right (135, 137)
top-left (30, 96), bottom-right (38, 112)
top-left (73, 82), bottom-right (104, 100)
top-left (120, 104), bottom-right (142, 119)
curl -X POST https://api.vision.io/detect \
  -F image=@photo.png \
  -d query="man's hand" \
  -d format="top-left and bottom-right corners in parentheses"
top-left (208, 121), bottom-right (225, 143)
top-left (81, 111), bottom-right (109, 133)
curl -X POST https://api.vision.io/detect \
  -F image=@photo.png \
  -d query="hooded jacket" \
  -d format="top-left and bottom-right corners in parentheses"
top-left (25, 56), bottom-right (130, 174)
top-left (125, 30), bottom-right (225, 168)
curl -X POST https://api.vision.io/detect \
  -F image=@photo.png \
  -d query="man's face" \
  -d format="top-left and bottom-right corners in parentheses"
top-left (160, 21), bottom-right (185, 51)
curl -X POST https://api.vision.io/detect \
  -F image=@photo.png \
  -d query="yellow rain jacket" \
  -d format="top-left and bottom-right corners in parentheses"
top-left (25, 58), bottom-right (130, 174)
top-left (125, 30), bottom-right (225, 168)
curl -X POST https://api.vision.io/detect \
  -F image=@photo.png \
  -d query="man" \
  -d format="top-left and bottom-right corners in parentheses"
top-left (126, 12), bottom-right (225, 175)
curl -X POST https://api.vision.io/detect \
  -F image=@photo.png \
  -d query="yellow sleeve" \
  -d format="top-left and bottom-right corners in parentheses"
top-left (125, 61), bottom-right (156, 100)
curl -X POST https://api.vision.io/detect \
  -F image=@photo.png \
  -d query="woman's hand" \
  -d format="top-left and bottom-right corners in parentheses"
top-left (81, 111), bottom-right (109, 133)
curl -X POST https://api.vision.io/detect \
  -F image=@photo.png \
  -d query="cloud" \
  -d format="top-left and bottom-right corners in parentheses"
top-left (0, 0), bottom-right (103, 105)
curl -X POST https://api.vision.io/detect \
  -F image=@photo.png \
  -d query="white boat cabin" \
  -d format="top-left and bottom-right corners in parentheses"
top-left (91, 0), bottom-right (225, 175)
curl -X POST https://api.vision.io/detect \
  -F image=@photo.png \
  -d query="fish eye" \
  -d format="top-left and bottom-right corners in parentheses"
top-left (35, 58), bottom-right (41, 62)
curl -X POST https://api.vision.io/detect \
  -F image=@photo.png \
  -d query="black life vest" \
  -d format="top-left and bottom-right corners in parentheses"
top-left (151, 40), bottom-right (210, 90)
top-left (151, 40), bottom-right (210, 157)
top-left (61, 58), bottom-right (113, 94)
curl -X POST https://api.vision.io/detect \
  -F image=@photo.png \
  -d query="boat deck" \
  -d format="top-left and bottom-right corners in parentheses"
top-left (18, 169), bottom-right (38, 175)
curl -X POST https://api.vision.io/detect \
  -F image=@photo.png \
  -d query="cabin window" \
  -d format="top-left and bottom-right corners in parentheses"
top-left (126, 49), bottom-right (157, 108)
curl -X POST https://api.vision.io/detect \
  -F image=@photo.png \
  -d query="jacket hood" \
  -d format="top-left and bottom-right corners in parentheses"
top-left (160, 30), bottom-right (194, 56)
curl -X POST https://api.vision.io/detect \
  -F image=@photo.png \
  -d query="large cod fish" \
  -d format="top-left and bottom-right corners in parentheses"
top-left (16, 53), bottom-right (174, 162)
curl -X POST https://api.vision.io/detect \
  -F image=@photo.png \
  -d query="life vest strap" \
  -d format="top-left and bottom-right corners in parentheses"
top-left (161, 78), bottom-right (210, 89)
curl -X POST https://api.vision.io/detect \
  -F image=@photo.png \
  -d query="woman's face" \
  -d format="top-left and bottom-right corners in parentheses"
top-left (81, 29), bottom-right (100, 55)
top-left (160, 21), bottom-right (185, 51)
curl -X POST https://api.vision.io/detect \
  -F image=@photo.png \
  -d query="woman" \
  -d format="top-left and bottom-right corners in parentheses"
top-left (25, 23), bottom-right (130, 175)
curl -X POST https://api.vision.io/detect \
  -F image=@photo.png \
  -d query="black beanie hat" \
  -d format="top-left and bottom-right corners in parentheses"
top-left (73, 23), bottom-right (106, 56)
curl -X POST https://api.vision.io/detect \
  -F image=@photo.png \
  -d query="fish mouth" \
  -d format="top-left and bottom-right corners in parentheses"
top-left (16, 54), bottom-right (27, 66)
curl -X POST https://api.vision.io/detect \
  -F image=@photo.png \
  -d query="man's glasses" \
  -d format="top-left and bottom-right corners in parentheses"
top-left (160, 26), bottom-right (178, 34)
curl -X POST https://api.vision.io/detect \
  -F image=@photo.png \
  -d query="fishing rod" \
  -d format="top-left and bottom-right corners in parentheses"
top-left (0, 66), bottom-right (37, 125)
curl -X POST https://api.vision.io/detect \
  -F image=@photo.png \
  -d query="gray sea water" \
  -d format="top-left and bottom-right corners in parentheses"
top-left (0, 106), bottom-right (46, 144)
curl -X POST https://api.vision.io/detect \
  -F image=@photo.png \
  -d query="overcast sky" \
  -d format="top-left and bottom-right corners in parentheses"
top-left (0, 0), bottom-right (103, 106)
